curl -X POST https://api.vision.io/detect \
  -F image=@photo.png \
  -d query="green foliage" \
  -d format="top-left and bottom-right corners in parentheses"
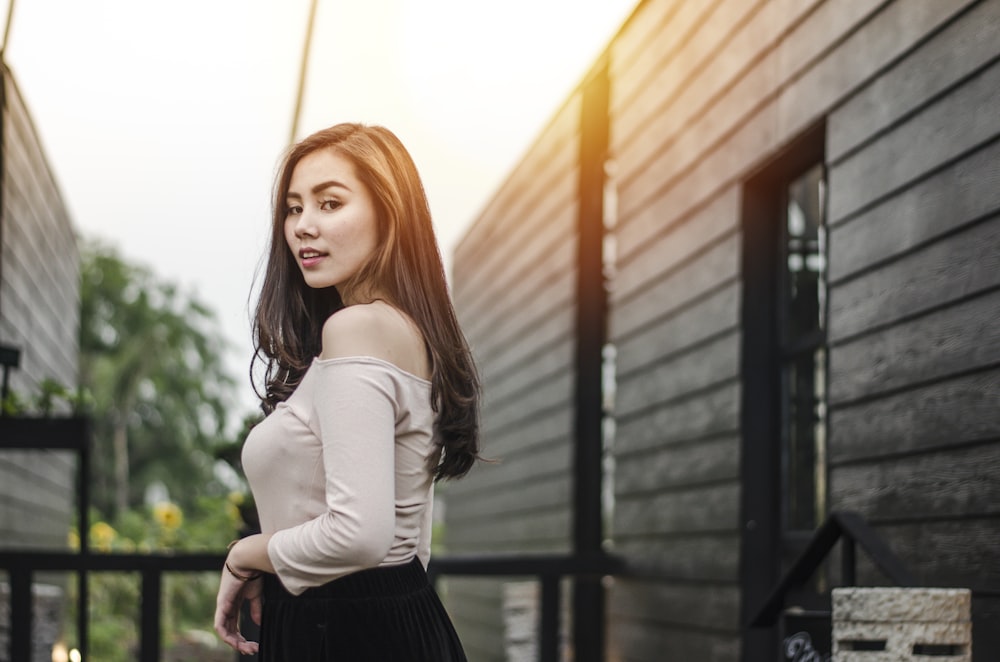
top-left (69, 240), bottom-right (254, 659)
top-left (79, 241), bottom-right (239, 517)
top-left (68, 495), bottom-right (245, 661)
top-left (0, 380), bottom-right (92, 416)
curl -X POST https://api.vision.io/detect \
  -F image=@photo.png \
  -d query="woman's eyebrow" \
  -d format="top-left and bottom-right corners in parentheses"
top-left (286, 180), bottom-right (351, 200)
top-left (311, 180), bottom-right (350, 194)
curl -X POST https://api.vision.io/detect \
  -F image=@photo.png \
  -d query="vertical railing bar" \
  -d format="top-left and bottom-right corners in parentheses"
top-left (10, 567), bottom-right (31, 662)
top-left (140, 568), bottom-right (162, 662)
top-left (539, 574), bottom-right (560, 662)
top-left (842, 536), bottom-right (856, 587)
top-left (78, 424), bottom-right (91, 658)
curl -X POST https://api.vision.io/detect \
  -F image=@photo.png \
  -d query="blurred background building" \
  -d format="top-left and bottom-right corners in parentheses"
top-left (443, 0), bottom-right (1000, 660)
top-left (0, 61), bottom-right (79, 659)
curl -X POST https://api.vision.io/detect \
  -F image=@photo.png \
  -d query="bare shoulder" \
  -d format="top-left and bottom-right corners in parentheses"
top-left (320, 302), bottom-right (430, 379)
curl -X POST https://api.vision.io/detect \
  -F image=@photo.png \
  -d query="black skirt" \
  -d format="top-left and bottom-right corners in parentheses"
top-left (259, 557), bottom-right (467, 662)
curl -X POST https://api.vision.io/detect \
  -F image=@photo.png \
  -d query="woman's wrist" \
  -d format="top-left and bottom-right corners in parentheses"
top-left (225, 560), bottom-right (261, 582)
top-left (225, 533), bottom-right (275, 577)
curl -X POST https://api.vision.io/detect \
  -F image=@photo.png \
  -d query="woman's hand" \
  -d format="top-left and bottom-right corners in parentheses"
top-left (214, 563), bottom-right (262, 655)
top-left (214, 535), bottom-right (273, 655)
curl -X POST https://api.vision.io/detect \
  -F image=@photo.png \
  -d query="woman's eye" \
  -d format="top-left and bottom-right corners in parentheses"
top-left (286, 204), bottom-right (303, 216)
top-left (319, 199), bottom-right (342, 211)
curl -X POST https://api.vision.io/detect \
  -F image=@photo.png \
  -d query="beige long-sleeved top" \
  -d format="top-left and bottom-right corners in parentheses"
top-left (241, 356), bottom-right (439, 596)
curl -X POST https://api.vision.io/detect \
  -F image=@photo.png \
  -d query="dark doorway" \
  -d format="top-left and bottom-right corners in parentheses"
top-left (739, 122), bottom-right (828, 662)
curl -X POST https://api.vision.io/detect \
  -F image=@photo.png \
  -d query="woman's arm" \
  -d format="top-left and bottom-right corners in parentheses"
top-left (214, 535), bottom-right (273, 655)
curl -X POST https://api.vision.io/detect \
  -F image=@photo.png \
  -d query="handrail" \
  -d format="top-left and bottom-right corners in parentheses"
top-left (0, 548), bottom-right (623, 662)
top-left (747, 510), bottom-right (917, 627)
top-left (1, 417), bottom-right (625, 662)
top-left (0, 550), bottom-right (226, 662)
top-left (429, 551), bottom-right (623, 662)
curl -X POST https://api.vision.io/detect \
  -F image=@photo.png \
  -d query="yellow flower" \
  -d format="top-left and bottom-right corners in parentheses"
top-left (90, 521), bottom-right (116, 552)
top-left (153, 501), bottom-right (183, 531)
top-left (225, 501), bottom-right (241, 526)
top-left (67, 529), bottom-right (80, 551)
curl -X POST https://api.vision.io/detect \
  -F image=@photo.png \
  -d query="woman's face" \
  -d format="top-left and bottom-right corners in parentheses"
top-left (284, 149), bottom-right (379, 298)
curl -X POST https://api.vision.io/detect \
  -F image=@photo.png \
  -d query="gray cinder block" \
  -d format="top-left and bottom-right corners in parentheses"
top-left (832, 587), bottom-right (971, 662)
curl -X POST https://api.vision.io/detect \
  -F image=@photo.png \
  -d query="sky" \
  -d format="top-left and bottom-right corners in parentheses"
top-left (3, 0), bottom-right (636, 419)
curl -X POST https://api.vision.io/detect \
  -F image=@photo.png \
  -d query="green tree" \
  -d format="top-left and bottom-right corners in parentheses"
top-left (79, 241), bottom-right (236, 518)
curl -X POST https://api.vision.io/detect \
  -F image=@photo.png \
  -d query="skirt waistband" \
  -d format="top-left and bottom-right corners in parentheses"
top-left (264, 557), bottom-right (429, 601)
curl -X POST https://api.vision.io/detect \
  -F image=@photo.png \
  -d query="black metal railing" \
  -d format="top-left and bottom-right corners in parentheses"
top-left (0, 549), bottom-right (226, 661)
top-left (747, 510), bottom-right (917, 628)
top-left (1, 416), bottom-right (624, 661)
top-left (429, 551), bottom-right (624, 662)
top-left (0, 548), bottom-right (622, 662)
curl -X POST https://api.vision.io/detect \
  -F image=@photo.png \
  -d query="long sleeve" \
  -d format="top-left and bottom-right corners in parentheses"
top-left (266, 362), bottom-right (398, 595)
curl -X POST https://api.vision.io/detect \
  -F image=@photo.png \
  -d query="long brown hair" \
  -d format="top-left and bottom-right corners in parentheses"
top-left (252, 123), bottom-right (480, 480)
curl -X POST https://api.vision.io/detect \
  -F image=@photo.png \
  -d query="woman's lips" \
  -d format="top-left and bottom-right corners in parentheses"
top-left (299, 249), bottom-right (327, 268)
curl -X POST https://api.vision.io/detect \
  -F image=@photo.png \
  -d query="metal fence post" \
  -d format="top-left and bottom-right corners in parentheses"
top-left (140, 569), bottom-right (162, 662)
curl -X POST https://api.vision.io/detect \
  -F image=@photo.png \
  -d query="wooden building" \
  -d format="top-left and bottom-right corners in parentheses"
top-left (0, 62), bottom-right (79, 549)
top-left (443, 1), bottom-right (1000, 660)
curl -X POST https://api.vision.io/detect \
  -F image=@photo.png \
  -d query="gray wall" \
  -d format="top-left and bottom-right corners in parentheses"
top-left (447, 0), bottom-right (1000, 660)
top-left (0, 65), bottom-right (79, 550)
top-left (823, 0), bottom-right (1000, 609)
top-left (446, 95), bottom-right (581, 661)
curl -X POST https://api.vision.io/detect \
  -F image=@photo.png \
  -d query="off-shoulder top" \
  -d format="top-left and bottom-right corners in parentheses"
top-left (241, 356), bottom-right (439, 596)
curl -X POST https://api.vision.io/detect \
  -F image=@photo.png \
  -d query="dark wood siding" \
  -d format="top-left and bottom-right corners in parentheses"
top-left (824, 0), bottom-right (1000, 619)
top-left (0, 68), bottom-right (79, 549)
top-left (444, 94), bottom-right (580, 661)
top-left (447, 0), bottom-right (999, 659)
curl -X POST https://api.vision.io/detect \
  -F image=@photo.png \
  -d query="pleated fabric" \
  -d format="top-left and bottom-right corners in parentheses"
top-left (259, 557), bottom-right (467, 661)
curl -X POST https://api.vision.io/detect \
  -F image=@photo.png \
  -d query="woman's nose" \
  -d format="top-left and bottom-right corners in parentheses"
top-left (293, 212), bottom-right (318, 238)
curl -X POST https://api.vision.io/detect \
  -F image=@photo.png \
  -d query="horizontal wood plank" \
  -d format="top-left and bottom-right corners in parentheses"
top-left (830, 369), bottom-right (1000, 464)
top-left (830, 441), bottom-right (1000, 522)
top-left (480, 411), bottom-right (573, 464)
top-left (482, 335), bottom-right (574, 407)
top-left (829, 138), bottom-right (1000, 283)
top-left (465, 251), bottom-right (576, 363)
top-left (448, 430), bottom-right (572, 495)
top-left (831, 288), bottom-right (1000, 403)
top-left (614, 279), bottom-right (740, 378)
top-left (611, 532), bottom-right (741, 583)
top-left (857, 518), bottom-right (1000, 589)
top-left (613, 186), bottom-right (740, 306)
top-left (828, 0), bottom-right (1000, 163)
top-left (445, 507), bottom-right (571, 549)
top-left (608, 619), bottom-right (740, 662)
top-left (828, 56), bottom-right (1000, 223)
top-left (483, 371), bottom-right (573, 439)
top-left (775, 0), bottom-right (971, 144)
top-left (611, 0), bottom-right (764, 157)
top-left (614, 380), bottom-right (739, 456)
top-left (446, 473), bottom-right (571, 525)
top-left (607, 0), bottom-right (685, 93)
top-left (612, 232), bottom-right (741, 342)
top-left (608, 578), bottom-right (741, 630)
top-left (614, 481), bottom-right (740, 536)
top-left (829, 216), bottom-right (1000, 342)
top-left (456, 185), bottom-right (577, 329)
top-left (615, 330), bottom-right (740, 419)
top-left (615, 435), bottom-right (740, 496)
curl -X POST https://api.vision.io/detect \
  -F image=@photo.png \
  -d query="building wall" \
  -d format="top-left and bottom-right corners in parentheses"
top-left (609, 0), bottom-right (998, 659)
top-left (0, 65), bottom-right (79, 550)
top-left (822, 0), bottom-right (1000, 652)
top-left (447, 0), bottom-right (1000, 660)
top-left (446, 95), bottom-right (581, 661)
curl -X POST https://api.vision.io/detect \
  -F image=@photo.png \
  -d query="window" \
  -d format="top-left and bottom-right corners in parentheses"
top-left (779, 163), bottom-right (828, 532)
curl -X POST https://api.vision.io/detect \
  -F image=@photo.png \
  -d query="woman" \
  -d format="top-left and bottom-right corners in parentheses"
top-left (214, 123), bottom-right (478, 660)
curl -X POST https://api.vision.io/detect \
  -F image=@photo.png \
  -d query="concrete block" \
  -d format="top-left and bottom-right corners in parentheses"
top-left (832, 587), bottom-right (971, 662)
